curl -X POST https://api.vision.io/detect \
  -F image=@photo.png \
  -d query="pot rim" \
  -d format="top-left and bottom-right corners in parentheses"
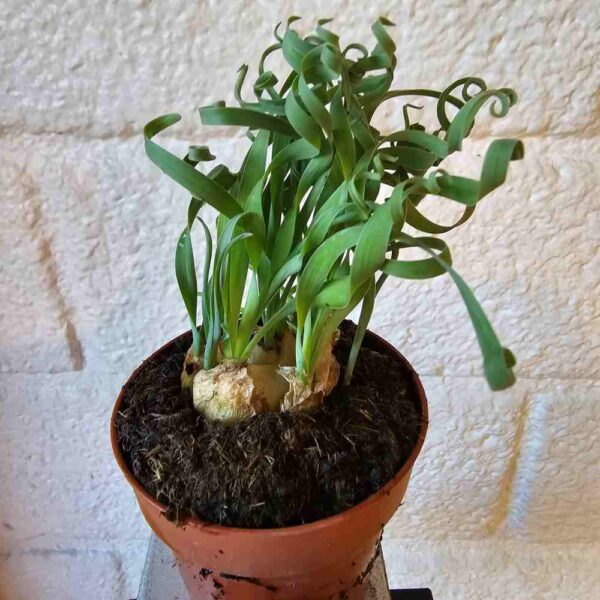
top-left (110, 326), bottom-right (428, 537)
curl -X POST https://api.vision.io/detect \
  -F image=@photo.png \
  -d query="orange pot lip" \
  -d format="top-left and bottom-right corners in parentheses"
top-left (110, 327), bottom-right (428, 537)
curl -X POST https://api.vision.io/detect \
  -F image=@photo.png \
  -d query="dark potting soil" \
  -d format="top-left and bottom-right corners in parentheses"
top-left (116, 322), bottom-right (424, 528)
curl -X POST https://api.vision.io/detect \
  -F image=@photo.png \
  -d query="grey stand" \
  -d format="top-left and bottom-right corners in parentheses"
top-left (136, 534), bottom-right (391, 600)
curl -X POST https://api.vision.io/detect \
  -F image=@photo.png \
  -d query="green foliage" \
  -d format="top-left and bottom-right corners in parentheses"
top-left (144, 17), bottom-right (524, 391)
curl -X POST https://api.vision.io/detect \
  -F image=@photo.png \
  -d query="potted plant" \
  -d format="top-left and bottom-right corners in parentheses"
top-left (111, 17), bottom-right (522, 600)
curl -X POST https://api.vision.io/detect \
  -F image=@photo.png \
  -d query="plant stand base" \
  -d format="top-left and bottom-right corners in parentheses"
top-left (135, 535), bottom-right (433, 599)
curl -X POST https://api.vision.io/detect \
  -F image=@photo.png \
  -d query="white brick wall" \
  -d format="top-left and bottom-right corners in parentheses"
top-left (0, 1), bottom-right (598, 598)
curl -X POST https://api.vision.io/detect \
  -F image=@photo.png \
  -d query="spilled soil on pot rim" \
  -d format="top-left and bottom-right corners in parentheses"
top-left (116, 321), bottom-right (424, 528)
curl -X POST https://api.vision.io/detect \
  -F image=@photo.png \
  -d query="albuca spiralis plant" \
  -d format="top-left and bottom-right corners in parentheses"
top-left (144, 17), bottom-right (523, 423)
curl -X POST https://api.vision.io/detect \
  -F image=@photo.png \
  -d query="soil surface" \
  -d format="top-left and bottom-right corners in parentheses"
top-left (116, 322), bottom-right (424, 528)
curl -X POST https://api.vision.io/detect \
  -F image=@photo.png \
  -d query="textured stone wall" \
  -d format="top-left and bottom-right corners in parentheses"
top-left (1, 1), bottom-right (598, 599)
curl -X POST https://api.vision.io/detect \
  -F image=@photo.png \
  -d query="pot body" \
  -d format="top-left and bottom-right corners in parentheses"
top-left (111, 328), bottom-right (428, 599)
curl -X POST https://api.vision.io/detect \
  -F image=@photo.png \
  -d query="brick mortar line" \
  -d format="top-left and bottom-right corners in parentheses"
top-left (2, 537), bottom-right (150, 557)
top-left (0, 130), bottom-right (599, 144)
top-left (1, 371), bottom-right (598, 385)
top-left (5, 537), bottom-right (600, 556)
top-left (417, 373), bottom-right (600, 384)
top-left (485, 393), bottom-right (530, 535)
top-left (6, 170), bottom-right (85, 372)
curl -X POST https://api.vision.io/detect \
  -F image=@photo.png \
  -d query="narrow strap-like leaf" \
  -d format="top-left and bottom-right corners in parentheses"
top-left (238, 130), bottom-right (270, 204)
top-left (199, 105), bottom-right (297, 137)
top-left (350, 203), bottom-right (392, 290)
top-left (344, 277), bottom-right (376, 385)
top-left (382, 237), bottom-right (452, 279)
top-left (285, 81), bottom-right (323, 148)
top-left (296, 224), bottom-right (363, 326)
top-left (175, 227), bottom-right (199, 354)
top-left (144, 114), bottom-right (242, 218)
top-left (382, 130), bottom-right (449, 159)
top-left (395, 234), bottom-right (515, 390)
top-left (436, 77), bottom-right (486, 131)
top-left (406, 201), bottom-right (475, 234)
top-left (331, 88), bottom-right (355, 179)
top-left (433, 138), bottom-right (524, 203)
top-left (298, 75), bottom-right (332, 135)
top-left (446, 89), bottom-right (518, 153)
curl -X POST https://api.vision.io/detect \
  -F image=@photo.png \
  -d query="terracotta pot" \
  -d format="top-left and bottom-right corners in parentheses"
top-left (111, 328), bottom-right (428, 599)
